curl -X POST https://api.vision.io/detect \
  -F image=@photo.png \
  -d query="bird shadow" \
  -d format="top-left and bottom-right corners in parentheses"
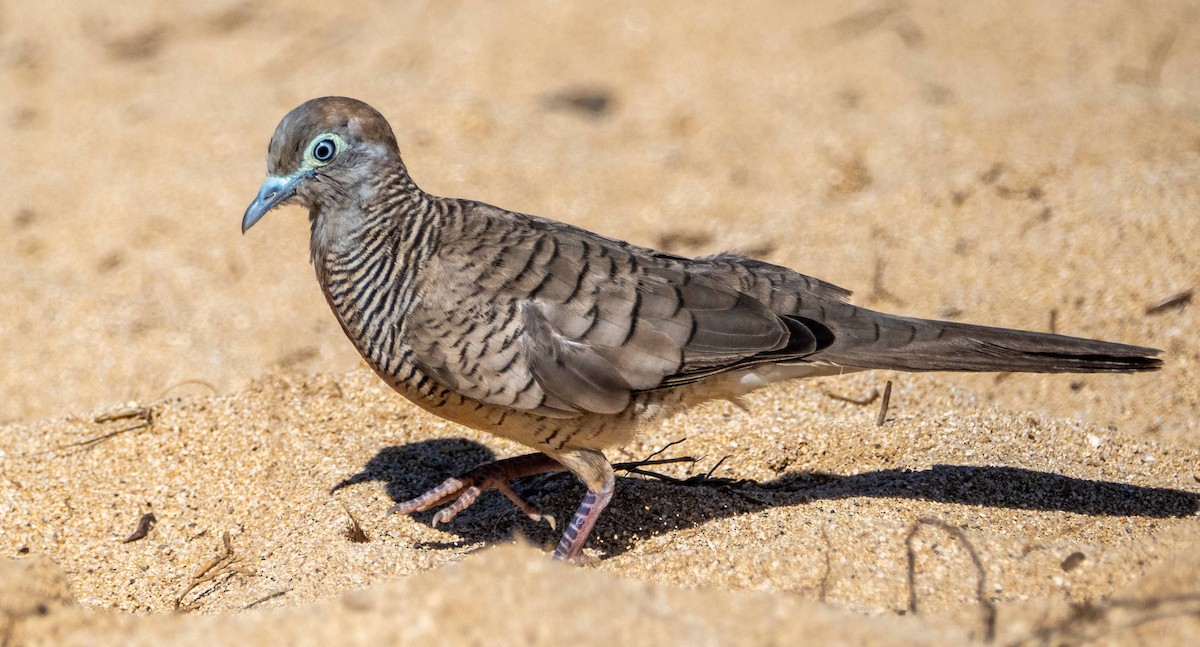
top-left (332, 439), bottom-right (1199, 558)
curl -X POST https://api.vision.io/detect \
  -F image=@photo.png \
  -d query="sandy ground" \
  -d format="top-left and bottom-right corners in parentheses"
top-left (2, 1), bottom-right (1198, 644)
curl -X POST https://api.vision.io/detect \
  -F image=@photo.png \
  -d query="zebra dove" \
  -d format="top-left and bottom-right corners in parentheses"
top-left (242, 97), bottom-right (1161, 561)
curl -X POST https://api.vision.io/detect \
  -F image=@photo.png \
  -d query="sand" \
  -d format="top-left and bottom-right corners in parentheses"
top-left (1, 1), bottom-right (1198, 644)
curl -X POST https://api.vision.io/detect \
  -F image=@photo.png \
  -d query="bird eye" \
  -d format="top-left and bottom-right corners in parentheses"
top-left (312, 138), bottom-right (337, 162)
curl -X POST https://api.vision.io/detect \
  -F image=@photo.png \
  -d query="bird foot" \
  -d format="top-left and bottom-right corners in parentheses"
top-left (388, 453), bottom-right (565, 529)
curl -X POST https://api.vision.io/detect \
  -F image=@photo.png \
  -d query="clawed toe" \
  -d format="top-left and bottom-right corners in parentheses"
top-left (429, 485), bottom-right (482, 527)
top-left (387, 457), bottom-right (561, 530)
top-left (494, 481), bottom-right (555, 529)
top-left (387, 476), bottom-right (469, 516)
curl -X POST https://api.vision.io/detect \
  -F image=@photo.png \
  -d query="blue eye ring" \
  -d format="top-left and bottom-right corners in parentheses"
top-left (312, 138), bottom-right (337, 162)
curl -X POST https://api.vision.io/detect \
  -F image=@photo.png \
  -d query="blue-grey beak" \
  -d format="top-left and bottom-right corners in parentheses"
top-left (242, 173), bottom-right (306, 233)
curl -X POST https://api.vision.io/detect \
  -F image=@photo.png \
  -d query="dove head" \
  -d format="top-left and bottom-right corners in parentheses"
top-left (243, 97), bottom-right (404, 233)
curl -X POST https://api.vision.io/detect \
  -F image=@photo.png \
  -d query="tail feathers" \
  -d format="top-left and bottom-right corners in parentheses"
top-left (813, 310), bottom-right (1162, 374)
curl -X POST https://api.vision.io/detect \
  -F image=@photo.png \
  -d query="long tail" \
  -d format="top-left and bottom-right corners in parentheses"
top-left (808, 307), bottom-right (1162, 374)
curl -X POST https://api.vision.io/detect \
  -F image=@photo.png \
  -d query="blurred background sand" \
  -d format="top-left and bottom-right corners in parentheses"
top-left (1, 1), bottom-right (1198, 644)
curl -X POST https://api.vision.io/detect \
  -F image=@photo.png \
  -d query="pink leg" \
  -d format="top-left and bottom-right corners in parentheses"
top-left (552, 476), bottom-right (615, 562)
top-left (389, 453), bottom-right (565, 529)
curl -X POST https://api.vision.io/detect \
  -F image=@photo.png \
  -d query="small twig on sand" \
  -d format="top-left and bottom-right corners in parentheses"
top-left (609, 438), bottom-right (697, 481)
top-left (175, 532), bottom-right (255, 611)
top-left (1145, 289), bottom-right (1192, 315)
top-left (339, 500), bottom-right (370, 543)
top-left (157, 379), bottom-right (220, 399)
top-left (704, 455), bottom-right (732, 479)
top-left (876, 380), bottom-right (893, 426)
top-left (613, 457), bottom-right (698, 482)
top-left (642, 437), bottom-right (689, 462)
top-left (905, 517), bottom-right (996, 643)
top-left (241, 589), bottom-right (292, 610)
top-left (48, 406), bottom-right (154, 453)
top-left (821, 387), bottom-right (880, 406)
top-left (93, 407), bottom-right (150, 424)
top-left (122, 512), bottom-right (158, 543)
